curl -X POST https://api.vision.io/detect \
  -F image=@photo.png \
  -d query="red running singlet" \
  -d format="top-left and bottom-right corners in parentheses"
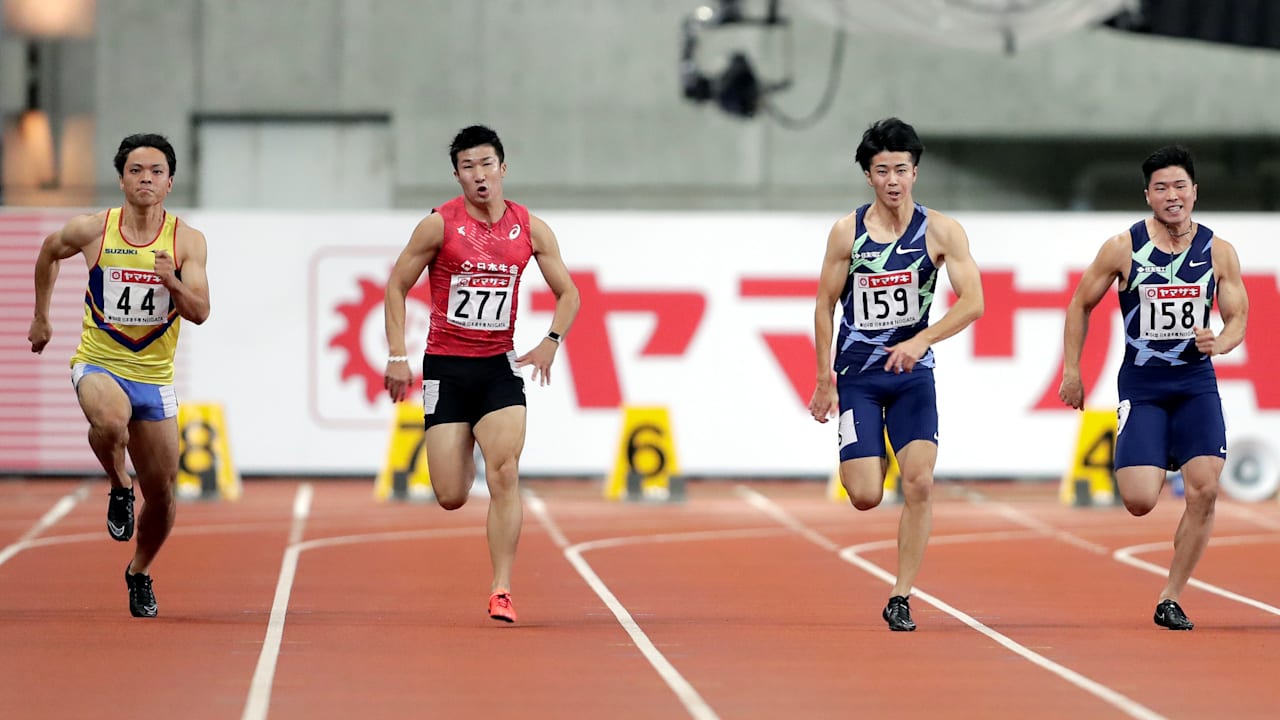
top-left (424, 196), bottom-right (534, 356)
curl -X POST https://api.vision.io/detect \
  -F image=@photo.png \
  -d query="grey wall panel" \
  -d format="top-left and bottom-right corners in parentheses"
top-left (93, 0), bottom-right (198, 204)
top-left (80, 1), bottom-right (1280, 211)
top-left (199, 0), bottom-right (343, 110)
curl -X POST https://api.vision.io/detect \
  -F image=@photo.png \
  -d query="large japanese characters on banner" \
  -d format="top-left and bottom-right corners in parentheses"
top-left (4, 210), bottom-right (1278, 478)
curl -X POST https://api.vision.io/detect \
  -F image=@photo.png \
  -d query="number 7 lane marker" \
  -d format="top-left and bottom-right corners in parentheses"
top-left (735, 486), bottom-right (1167, 720)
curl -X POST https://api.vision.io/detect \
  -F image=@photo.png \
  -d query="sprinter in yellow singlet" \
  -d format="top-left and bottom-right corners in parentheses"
top-left (28, 134), bottom-right (210, 618)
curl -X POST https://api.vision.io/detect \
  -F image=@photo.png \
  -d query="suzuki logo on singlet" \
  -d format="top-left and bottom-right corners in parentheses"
top-left (104, 248), bottom-right (137, 255)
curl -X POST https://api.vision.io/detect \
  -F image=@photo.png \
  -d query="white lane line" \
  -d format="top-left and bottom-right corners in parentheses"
top-left (735, 487), bottom-right (840, 551)
top-left (985, 502), bottom-right (1111, 555)
top-left (1, 520), bottom-right (315, 559)
top-left (0, 484), bottom-right (89, 568)
top-left (528, 491), bottom-right (747, 720)
top-left (967, 492), bottom-right (1280, 618)
top-left (1113, 535), bottom-right (1280, 617)
top-left (242, 482), bottom-right (312, 720)
top-left (736, 486), bottom-right (1167, 720)
top-left (239, 509), bottom-right (490, 720)
top-left (1218, 503), bottom-right (1280, 531)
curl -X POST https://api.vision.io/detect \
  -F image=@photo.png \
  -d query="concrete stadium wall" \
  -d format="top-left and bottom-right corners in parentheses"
top-left (41, 1), bottom-right (1280, 209)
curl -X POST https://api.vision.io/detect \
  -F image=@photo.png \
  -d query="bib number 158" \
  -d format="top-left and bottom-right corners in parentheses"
top-left (1139, 284), bottom-right (1204, 340)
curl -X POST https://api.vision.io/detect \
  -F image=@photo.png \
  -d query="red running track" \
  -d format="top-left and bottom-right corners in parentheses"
top-left (1, 478), bottom-right (1278, 719)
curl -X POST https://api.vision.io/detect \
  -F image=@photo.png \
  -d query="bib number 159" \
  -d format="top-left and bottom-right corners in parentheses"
top-left (852, 270), bottom-right (920, 330)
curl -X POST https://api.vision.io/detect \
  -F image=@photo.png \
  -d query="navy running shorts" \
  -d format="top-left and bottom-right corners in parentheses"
top-left (1115, 391), bottom-right (1227, 470)
top-left (836, 367), bottom-right (938, 462)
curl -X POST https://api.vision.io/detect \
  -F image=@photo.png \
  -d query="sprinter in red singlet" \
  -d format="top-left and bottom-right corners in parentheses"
top-left (383, 125), bottom-right (580, 623)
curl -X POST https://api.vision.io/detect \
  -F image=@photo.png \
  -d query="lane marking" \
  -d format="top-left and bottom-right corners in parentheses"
top-left (1218, 503), bottom-right (1280, 531)
top-left (0, 520), bottom-right (317, 563)
top-left (239, 499), bottom-right (490, 720)
top-left (1113, 535), bottom-right (1280, 617)
top-left (736, 485), bottom-right (1167, 720)
top-left (967, 490), bottom-right (1280, 618)
top-left (0, 484), bottom-right (89, 568)
top-left (985, 502), bottom-right (1111, 555)
top-left (242, 482), bottom-right (312, 720)
top-left (527, 491), bottom-right (734, 720)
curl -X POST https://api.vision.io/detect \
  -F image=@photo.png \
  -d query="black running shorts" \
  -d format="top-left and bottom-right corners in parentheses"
top-left (421, 352), bottom-right (526, 429)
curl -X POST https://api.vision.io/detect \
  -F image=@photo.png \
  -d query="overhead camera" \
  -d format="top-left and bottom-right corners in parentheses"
top-left (679, 1), bottom-right (787, 119)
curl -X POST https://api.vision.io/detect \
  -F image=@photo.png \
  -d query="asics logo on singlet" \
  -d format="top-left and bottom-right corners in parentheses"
top-left (508, 225), bottom-right (521, 240)
top-left (103, 248), bottom-right (137, 255)
top-left (456, 226), bottom-right (466, 236)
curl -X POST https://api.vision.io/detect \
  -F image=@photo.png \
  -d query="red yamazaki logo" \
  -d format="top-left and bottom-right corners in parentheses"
top-left (328, 277), bottom-right (431, 403)
top-left (109, 269), bottom-right (160, 284)
top-left (1152, 285), bottom-right (1201, 299)
top-left (869, 272), bottom-right (912, 287)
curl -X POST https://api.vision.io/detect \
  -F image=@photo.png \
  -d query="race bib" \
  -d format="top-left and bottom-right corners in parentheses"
top-left (852, 270), bottom-right (920, 330)
top-left (1139, 284), bottom-right (1204, 340)
top-left (102, 266), bottom-right (170, 326)
top-left (447, 273), bottom-right (514, 330)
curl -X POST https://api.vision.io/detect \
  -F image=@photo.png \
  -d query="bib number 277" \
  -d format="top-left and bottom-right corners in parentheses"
top-left (447, 274), bottom-right (513, 330)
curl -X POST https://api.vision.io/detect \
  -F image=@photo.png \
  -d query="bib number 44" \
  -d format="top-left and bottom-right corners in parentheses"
top-left (103, 267), bottom-right (170, 326)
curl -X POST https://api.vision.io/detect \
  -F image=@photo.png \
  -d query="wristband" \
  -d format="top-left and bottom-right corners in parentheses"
top-left (387, 355), bottom-right (409, 363)
top-left (546, 331), bottom-right (563, 344)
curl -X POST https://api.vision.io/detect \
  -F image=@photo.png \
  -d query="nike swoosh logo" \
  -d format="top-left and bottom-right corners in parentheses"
top-left (895, 246), bottom-right (923, 255)
top-left (1220, 446), bottom-right (1227, 453)
top-left (1188, 260), bottom-right (1207, 268)
top-left (108, 520), bottom-right (127, 536)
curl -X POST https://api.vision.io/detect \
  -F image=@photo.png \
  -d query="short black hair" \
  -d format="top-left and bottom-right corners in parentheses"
top-left (855, 118), bottom-right (924, 172)
top-left (1142, 144), bottom-right (1195, 186)
top-left (449, 125), bottom-right (504, 169)
top-left (114, 133), bottom-right (176, 177)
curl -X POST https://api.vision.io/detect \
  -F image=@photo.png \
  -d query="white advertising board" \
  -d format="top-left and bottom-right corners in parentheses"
top-left (6, 209), bottom-right (1278, 478)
